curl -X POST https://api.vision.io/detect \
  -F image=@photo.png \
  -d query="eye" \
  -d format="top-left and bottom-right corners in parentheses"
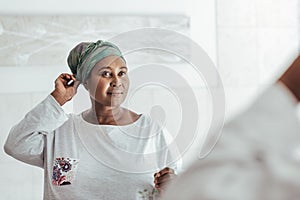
top-left (118, 71), bottom-right (127, 77)
top-left (101, 71), bottom-right (112, 78)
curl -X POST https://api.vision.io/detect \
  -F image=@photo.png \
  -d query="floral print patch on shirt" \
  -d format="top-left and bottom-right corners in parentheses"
top-left (52, 157), bottom-right (79, 186)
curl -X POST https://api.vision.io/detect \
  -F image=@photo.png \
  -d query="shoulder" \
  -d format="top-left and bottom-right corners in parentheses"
top-left (54, 112), bottom-right (80, 131)
top-left (128, 109), bottom-right (141, 120)
top-left (121, 108), bottom-right (143, 125)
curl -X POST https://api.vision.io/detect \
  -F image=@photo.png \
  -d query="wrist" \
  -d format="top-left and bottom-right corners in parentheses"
top-left (51, 91), bottom-right (67, 106)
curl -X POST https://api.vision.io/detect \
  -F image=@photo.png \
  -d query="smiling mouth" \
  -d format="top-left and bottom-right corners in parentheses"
top-left (107, 92), bottom-right (123, 95)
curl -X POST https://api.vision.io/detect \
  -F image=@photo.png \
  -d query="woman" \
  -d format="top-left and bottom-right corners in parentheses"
top-left (4, 40), bottom-right (180, 200)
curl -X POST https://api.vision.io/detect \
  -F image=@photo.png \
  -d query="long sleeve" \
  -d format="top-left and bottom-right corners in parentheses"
top-left (162, 128), bottom-right (183, 174)
top-left (4, 95), bottom-right (69, 168)
top-left (163, 82), bottom-right (300, 200)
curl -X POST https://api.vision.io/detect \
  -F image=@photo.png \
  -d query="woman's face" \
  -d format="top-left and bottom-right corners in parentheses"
top-left (85, 55), bottom-right (129, 107)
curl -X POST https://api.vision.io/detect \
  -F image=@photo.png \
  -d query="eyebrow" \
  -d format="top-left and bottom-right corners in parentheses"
top-left (98, 66), bottom-right (128, 71)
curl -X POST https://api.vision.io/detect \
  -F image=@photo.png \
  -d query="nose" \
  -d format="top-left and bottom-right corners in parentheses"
top-left (110, 77), bottom-right (122, 87)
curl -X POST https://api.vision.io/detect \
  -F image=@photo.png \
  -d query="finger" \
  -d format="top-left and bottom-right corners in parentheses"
top-left (61, 74), bottom-right (77, 86)
top-left (155, 179), bottom-right (176, 191)
top-left (154, 173), bottom-right (177, 185)
top-left (63, 74), bottom-right (73, 82)
top-left (154, 180), bottom-right (170, 191)
top-left (56, 73), bottom-right (69, 85)
top-left (58, 73), bottom-right (73, 81)
top-left (59, 73), bottom-right (72, 78)
top-left (156, 167), bottom-right (175, 177)
top-left (154, 171), bottom-right (162, 178)
top-left (154, 167), bottom-right (174, 178)
top-left (70, 74), bottom-right (76, 79)
top-left (73, 80), bottom-right (80, 89)
top-left (155, 183), bottom-right (168, 192)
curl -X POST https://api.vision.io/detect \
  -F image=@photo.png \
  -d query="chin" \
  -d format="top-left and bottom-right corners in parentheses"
top-left (92, 94), bottom-right (127, 107)
top-left (98, 98), bottom-right (123, 107)
top-left (109, 100), bottom-right (124, 107)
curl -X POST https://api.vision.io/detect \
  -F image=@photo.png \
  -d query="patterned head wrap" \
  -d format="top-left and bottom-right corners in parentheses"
top-left (67, 40), bottom-right (125, 83)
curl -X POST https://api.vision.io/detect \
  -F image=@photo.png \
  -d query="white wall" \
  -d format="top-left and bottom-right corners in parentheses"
top-left (0, 0), bottom-right (217, 61)
top-left (216, 0), bottom-right (299, 119)
top-left (0, 0), bottom-right (188, 15)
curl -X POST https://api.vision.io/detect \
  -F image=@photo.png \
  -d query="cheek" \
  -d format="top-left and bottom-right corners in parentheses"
top-left (88, 78), bottom-right (109, 96)
top-left (95, 80), bottom-right (110, 94)
top-left (124, 78), bottom-right (130, 89)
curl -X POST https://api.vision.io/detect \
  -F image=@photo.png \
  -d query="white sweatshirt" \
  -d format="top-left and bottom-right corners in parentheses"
top-left (4, 95), bottom-right (181, 200)
top-left (163, 83), bottom-right (300, 200)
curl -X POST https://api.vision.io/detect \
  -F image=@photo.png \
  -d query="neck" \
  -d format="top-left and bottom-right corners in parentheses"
top-left (85, 99), bottom-right (124, 125)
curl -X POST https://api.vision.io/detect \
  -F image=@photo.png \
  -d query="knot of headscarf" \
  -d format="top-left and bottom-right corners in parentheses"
top-left (67, 40), bottom-right (125, 83)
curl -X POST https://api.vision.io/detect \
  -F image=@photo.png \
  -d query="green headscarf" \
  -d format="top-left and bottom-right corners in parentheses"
top-left (67, 40), bottom-right (125, 83)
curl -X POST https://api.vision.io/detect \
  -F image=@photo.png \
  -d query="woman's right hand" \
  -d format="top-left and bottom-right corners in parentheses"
top-left (51, 73), bottom-right (80, 106)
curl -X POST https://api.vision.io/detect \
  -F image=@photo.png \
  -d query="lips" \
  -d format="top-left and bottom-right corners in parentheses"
top-left (107, 91), bottom-right (123, 95)
top-left (107, 91), bottom-right (123, 94)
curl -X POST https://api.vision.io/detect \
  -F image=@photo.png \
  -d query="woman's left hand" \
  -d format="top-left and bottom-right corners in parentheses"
top-left (154, 167), bottom-right (177, 192)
